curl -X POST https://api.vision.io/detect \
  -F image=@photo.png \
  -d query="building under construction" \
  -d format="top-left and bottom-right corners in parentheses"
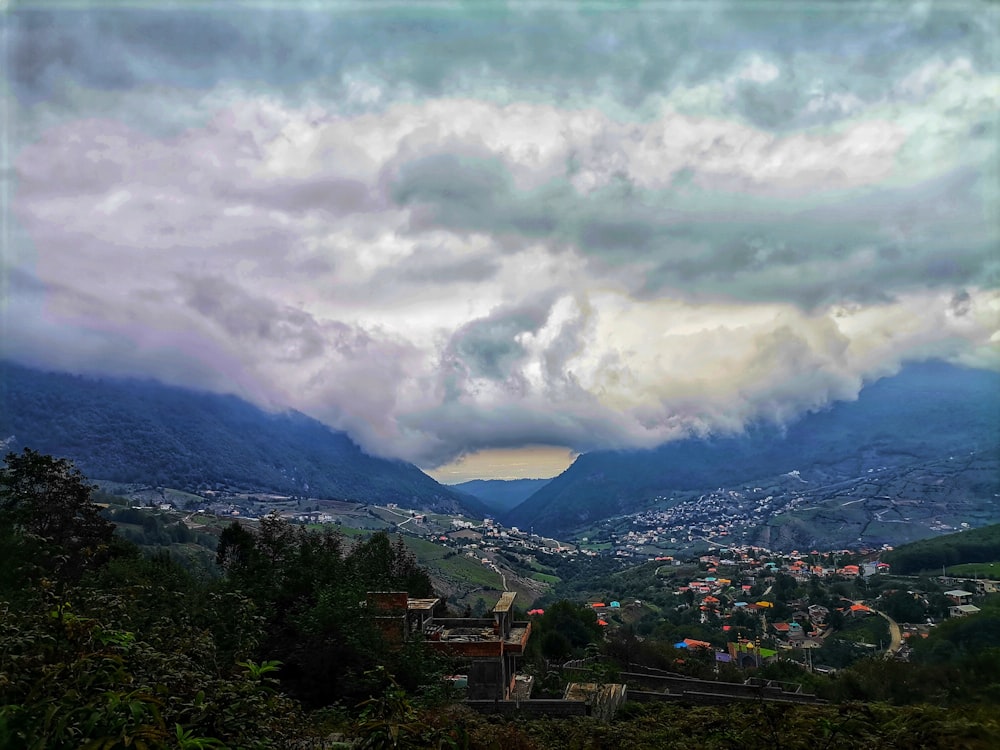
top-left (367, 590), bottom-right (531, 700)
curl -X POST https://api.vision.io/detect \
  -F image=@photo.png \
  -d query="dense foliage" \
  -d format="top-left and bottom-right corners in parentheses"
top-left (0, 449), bottom-right (448, 748)
top-left (883, 523), bottom-right (1000, 574)
top-left (451, 701), bottom-right (1000, 749)
top-left (4, 448), bottom-right (1000, 748)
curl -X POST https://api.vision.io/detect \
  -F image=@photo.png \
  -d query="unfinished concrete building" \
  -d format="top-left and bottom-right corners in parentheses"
top-left (367, 590), bottom-right (531, 700)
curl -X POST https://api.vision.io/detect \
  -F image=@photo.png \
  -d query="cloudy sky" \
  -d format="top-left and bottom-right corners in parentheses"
top-left (2, 1), bottom-right (998, 482)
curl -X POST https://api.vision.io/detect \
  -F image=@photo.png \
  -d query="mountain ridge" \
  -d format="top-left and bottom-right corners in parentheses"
top-left (0, 360), bottom-right (485, 516)
top-left (505, 361), bottom-right (1000, 538)
top-left (451, 478), bottom-right (552, 514)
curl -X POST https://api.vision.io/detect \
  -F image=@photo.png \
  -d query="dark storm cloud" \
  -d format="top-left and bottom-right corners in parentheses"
top-left (4, 1), bottom-right (997, 471)
top-left (12, 3), bottom-right (992, 118)
top-left (386, 148), bottom-right (996, 309)
top-left (179, 275), bottom-right (326, 363)
top-left (444, 298), bottom-right (555, 383)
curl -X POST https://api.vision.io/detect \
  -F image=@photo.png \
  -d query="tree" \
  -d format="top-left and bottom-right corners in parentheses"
top-left (213, 522), bottom-right (441, 707)
top-left (0, 448), bottom-right (116, 587)
top-left (880, 590), bottom-right (926, 624)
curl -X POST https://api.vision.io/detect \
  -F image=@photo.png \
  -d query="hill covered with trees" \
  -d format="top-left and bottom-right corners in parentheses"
top-left (883, 523), bottom-right (1000, 575)
top-left (0, 361), bottom-right (482, 515)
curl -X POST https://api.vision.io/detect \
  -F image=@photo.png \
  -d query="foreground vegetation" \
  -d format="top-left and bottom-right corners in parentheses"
top-left (3, 449), bottom-right (1000, 748)
top-left (0, 449), bottom-right (443, 748)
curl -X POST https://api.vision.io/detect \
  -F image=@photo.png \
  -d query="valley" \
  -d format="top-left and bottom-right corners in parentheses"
top-left (6, 446), bottom-right (1000, 748)
top-left (583, 449), bottom-right (1000, 556)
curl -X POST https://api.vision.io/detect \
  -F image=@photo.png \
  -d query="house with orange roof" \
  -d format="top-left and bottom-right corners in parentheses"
top-left (681, 638), bottom-right (712, 650)
top-left (849, 603), bottom-right (871, 617)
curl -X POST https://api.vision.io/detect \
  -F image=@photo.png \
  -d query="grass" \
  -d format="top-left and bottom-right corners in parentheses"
top-left (946, 561), bottom-right (1000, 578)
top-left (305, 523), bottom-right (369, 538)
top-left (400, 536), bottom-right (503, 588)
top-left (265, 525), bottom-right (505, 590)
top-left (368, 507), bottom-right (411, 524)
top-left (435, 555), bottom-right (503, 588)
top-left (530, 572), bottom-right (560, 584)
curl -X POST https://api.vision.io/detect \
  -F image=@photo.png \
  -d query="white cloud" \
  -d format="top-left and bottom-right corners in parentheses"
top-left (734, 54), bottom-right (781, 85)
top-left (5, 15), bottom-right (998, 471)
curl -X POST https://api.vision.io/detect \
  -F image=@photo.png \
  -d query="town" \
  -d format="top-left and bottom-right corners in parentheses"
top-left (108, 481), bottom-right (998, 686)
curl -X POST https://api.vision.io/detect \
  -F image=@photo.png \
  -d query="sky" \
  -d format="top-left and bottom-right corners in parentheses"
top-left (1, 1), bottom-right (998, 483)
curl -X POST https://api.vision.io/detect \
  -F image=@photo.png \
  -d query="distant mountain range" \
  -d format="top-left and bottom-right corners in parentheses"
top-left (0, 361), bottom-right (484, 516)
top-left (451, 478), bottom-right (552, 515)
top-left (506, 361), bottom-right (1000, 539)
top-left (4, 359), bottom-right (998, 547)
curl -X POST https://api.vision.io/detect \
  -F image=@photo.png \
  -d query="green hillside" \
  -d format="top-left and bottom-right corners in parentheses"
top-left (883, 523), bottom-right (1000, 574)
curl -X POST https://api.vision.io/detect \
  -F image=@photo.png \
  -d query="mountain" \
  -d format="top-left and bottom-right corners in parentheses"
top-left (506, 361), bottom-right (1000, 539)
top-left (0, 361), bottom-right (483, 516)
top-left (451, 478), bottom-right (552, 514)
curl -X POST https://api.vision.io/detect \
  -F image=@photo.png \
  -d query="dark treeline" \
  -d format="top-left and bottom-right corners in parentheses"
top-left (883, 523), bottom-right (1000, 574)
top-left (0, 361), bottom-right (476, 512)
top-left (0, 448), bottom-right (446, 748)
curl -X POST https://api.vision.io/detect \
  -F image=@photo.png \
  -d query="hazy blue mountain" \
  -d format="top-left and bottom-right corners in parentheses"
top-left (0, 361), bottom-right (484, 516)
top-left (451, 478), bottom-right (552, 514)
top-left (506, 361), bottom-right (1000, 537)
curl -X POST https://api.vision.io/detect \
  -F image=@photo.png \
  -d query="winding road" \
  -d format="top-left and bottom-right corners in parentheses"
top-left (867, 604), bottom-right (903, 655)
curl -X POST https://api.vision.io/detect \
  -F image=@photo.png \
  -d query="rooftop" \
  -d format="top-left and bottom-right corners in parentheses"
top-left (494, 591), bottom-right (517, 613)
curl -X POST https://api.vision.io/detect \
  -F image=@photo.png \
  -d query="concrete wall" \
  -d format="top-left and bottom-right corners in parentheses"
top-left (628, 689), bottom-right (825, 707)
top-left (467, 660), bottom-right (505, 700)
top-left (562, 667), bottom-right (825, 705)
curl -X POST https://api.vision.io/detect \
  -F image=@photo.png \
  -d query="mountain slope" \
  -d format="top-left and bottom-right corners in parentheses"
top-left (881, 523), bottom-right (1000, 575)
top-left (506, 361), bottom-right (1000, 537)
top-left (0, 361), bottom-right (482, 515)
top-left (451, 478), bottom-right (552, 514)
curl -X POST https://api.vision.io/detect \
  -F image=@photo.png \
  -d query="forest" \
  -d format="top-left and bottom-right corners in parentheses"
top-left (882, 522), bottom-right (1000, 574)
top-left (2, 448), bottom-right (999, 749)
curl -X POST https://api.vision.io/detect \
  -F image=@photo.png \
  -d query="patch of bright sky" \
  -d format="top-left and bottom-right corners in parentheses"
top-left (424, 445), bottom-right (578, 484)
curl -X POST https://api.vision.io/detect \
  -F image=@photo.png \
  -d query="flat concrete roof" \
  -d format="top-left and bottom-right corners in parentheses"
top-left (494, 591), bottom-right (516, 613)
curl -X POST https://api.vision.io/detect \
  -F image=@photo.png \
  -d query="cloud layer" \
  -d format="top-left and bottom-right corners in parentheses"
top-left (3, 3), bottom-right (998, 470)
